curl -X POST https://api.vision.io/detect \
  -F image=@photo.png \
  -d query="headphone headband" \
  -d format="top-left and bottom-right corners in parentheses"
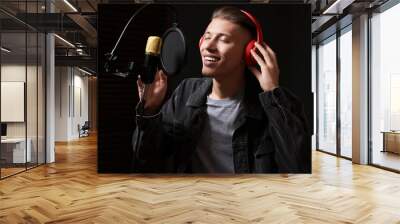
top-left (239, 9), bottom-right (263, 44)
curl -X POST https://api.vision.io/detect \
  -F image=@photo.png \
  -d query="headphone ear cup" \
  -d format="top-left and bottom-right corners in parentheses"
top-left (245, 40), bottom-right (256, 66)
top-left (199, 36), bottom-right (204, 48)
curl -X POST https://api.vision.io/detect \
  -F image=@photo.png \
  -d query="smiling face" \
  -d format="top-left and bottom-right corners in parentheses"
top-left (200, 18), bottom-right (252, 79)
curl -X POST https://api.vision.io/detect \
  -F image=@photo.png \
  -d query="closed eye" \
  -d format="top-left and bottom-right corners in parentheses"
top-left (219, 38), bottom-right (229, 43)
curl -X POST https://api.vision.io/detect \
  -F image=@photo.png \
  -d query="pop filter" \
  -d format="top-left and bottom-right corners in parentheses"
top-left (160, 23), bottom-right (187, 76)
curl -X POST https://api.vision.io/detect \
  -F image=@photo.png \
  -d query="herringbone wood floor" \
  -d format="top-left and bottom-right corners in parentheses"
top-left (1, 134), bottom-right (400, 224)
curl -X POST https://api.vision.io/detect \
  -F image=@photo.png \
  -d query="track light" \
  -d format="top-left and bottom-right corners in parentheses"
top-left (322, 0), bottom-right (354, 15)
top-left (54, 34), bottom-right (76, 48)
top-left (63, 0), bottom-right (78, 12)
top-left (1, 47), bottom-right (11, 53)
top-left (77, 67), bottom-right (93, 76)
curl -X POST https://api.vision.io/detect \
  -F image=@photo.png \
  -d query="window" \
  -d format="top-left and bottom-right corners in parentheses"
top-left (370, 2), bottom-right (400, 171)
top-left (339, 27), bottom-right (352, 158)
top-left (317, 35), bottom-right (337, 154)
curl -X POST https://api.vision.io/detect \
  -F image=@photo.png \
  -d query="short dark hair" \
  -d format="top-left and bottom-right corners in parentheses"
top-left (211, 6), bottom-right (257, 39)
top-left (211, 6), bottom-right (262, 92)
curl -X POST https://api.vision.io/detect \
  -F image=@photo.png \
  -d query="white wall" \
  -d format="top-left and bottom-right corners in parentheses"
top-left (1, 65), bottom-right (41, 137)
top-left (55, 66), bottom-right (70, 141)
top-left (1, 63), bottom-right (46, 164)
top-left (55, 66), bottom-right (89, 141)
top-left (72, 72), bottom-right (89, 138)
top-left (1, 65), bottom-right (27, 139)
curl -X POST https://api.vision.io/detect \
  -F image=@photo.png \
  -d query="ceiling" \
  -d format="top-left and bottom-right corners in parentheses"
top-left (0, 0), bottom-right (390, 73)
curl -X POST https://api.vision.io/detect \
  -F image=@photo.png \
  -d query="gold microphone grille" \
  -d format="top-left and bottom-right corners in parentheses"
top-left (145, 36), bottom-right (162, 55)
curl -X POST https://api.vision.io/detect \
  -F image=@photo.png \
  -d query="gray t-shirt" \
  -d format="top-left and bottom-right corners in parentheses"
top-left (191, 91), bottom-right (244, 173)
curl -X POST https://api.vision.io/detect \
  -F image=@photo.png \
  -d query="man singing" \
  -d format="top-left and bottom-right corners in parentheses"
top-left (133, 6), bottom-right (310, 173)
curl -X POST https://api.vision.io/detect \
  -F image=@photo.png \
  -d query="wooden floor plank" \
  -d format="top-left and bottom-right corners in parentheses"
top-left (0, 134), bottom-right (400, 223)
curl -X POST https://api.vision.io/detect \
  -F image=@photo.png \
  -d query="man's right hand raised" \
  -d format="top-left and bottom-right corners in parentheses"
top-left (137, 69), bottom-right (168, 115)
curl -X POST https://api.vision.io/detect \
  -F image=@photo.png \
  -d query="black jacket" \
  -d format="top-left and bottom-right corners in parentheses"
top-left (132, 77), bottom-right (311, 173)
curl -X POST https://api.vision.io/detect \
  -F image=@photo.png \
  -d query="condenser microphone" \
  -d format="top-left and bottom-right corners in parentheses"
top-left (142, 36), bottom-right (162, 84)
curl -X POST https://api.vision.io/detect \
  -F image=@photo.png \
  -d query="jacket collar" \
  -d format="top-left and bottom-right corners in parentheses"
top-left (186, 77), bottom-right (264, 120)
top-left (185, 78), bottom-right (212, 108)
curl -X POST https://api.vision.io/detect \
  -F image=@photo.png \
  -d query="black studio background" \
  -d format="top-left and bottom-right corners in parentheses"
top-left (97, 3), bottom-right (312, 173)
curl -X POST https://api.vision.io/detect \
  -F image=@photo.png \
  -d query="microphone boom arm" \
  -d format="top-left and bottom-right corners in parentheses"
top-left (107, 3), bottom-right (151, 60)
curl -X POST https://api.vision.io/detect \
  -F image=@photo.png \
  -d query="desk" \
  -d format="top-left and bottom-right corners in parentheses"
top-left (1, 138), bottom-right (31, 163)
top-left (381, 131), bottom-right (400, 154)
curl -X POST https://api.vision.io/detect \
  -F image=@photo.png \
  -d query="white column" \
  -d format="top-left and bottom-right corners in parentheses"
top-left (46, 1), bottom-right (55, 163)
top-left (352, 14), bottom-right (369, 164)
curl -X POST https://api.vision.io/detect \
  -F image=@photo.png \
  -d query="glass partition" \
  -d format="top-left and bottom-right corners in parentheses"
top-left (1, 31), bottom-right (28, 177)
top-left (0, 0), bottom-right (46, 179)
top-left (38, 31), bottom-right (45, 165)
top-left (317, 35), bottom-right (337, 155)
top-left (26, 0), bottom-right (41, 170)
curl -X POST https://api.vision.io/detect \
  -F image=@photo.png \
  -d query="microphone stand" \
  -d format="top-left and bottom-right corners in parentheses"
top-left (104, 3), bottom-right (151, 76)
top-left (103, 3), bottom-right (178, 172)
top-left (103, 3), bottom-right (151, 172)
top-left (133, 85), bottom-right (147, 172)
top-left (104, 3), bottom-right (177, 76)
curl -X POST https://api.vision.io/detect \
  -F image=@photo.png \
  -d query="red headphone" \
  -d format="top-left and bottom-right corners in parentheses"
top-left (199, 9), bottom-right (263, 67)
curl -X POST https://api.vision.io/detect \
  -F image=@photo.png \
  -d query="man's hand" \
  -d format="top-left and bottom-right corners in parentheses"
top-left (248, 42), bottom-right (280, 92)
top-left (137, 69), bottom-right (167, 114)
